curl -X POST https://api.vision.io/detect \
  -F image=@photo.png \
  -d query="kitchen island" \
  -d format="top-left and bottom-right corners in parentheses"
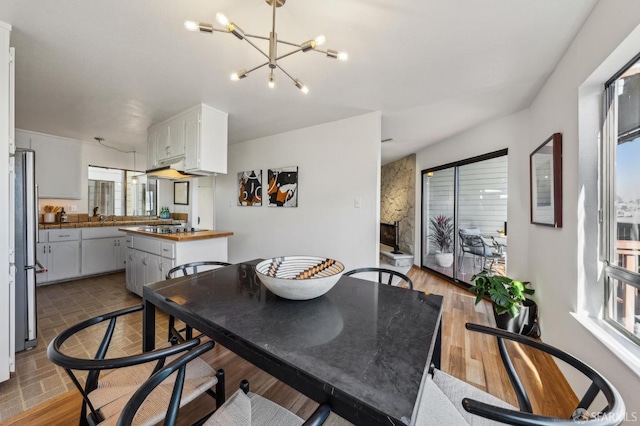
top-left (119, 225), bottom-right (233, 297)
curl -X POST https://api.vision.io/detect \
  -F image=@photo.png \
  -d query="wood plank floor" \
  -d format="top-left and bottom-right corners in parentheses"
top-left (3, 267), bottom-right (578, 425)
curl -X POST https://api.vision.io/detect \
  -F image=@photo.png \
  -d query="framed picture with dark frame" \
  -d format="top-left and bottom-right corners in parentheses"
top-left (530, 133), bottom-right (562, 227)
top-left (174, 181), bottom-right (189, 205)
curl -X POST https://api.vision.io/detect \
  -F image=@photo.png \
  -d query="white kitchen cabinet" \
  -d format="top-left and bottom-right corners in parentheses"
top-left (36, 231), bottom-right (81, 285)
top-left (126, 234), bottom-right (171, 296)
top-left (116, 237), bottom-right (127, 269)
top-left (147, 104), bottom-right (227, 175)
top-left (80, 227), bottom-right (127, 276)
top-left (147, 132), bottom-right (157, 170)
top-left (81, 238), bottom-right (117, 275)
top-left (155, 121), bottom-right (185, 164)
top-left (15, 129), bottom-right (82, 199)
top-left (184, 105), bottom-right (228, 174)
top-left (35, 242), bottom-right (49, 285)
top-left (126, 248), bottom-right (136, 293)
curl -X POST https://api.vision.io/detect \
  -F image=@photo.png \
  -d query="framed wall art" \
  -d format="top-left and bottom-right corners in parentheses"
top-left (267, 166), bottom-right (298, 207)
top-left (238, 170), bottom-right (262, 206)
top-left (174, 181), bottom-right (189, 205)
top-left (530, 133), bottom-right (562, 227)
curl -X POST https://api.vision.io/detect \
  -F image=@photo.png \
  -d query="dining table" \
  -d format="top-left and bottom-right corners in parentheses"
top-left (142, 260), bottom-right (443, 426)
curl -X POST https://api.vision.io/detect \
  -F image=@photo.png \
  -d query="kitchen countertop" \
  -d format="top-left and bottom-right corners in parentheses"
top-left (119, 226), bottom-right (233, 242)
top-left (39, 219), bottom-right (180, 229)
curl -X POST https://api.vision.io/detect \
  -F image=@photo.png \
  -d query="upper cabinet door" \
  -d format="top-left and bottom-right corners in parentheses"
top-left (16, 130), bottom-right (82, 199)
top-left (169, 117), bottom-right (186, 159)
top-left (184, 111), bottom-right (200, 171)
top-left (147, 131), bottom-right (157, 170)
top-left (155, 124), bottom-right (171, 163)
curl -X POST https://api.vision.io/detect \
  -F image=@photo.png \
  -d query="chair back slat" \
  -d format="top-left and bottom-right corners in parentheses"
top-left (344, 267), bottom-right (413, 290)
top-left (167, 261), bottom-right (232, 280)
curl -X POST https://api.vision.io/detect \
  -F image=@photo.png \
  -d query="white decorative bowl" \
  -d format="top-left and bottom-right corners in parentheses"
top-left (255, 256), bottom-right (345, 300)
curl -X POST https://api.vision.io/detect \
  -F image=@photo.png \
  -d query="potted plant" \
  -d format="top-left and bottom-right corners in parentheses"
top-left (428, 215), bottom-right (454, 267)
top-left (469, 269), bottom-right (539, 336)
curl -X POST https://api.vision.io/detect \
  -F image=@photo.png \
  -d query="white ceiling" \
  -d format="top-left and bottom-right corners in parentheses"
top-left (0, 0), bottom-right (598, 165)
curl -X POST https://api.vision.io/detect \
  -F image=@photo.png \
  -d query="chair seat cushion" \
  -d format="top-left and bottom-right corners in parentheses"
top-left (432, 369), bottom-right (517, 426)
top-left (90, 356), bottom-right (217, 426)
top-left (413, 375), bottom-right (469, 425)
top-left (204, 389), bottom-right (304, 426)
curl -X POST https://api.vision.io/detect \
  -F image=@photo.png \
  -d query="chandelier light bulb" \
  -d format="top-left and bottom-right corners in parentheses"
top-left (337, 52), bottom-right (349, 61)
top-left (231, 69), bottom-right (247, 81)
top-left (295, 79), bottom-right (309, 94)
top-left (314, 35), bottom-right (326, 46)
top-left (216, 12), bottom-right (230, 28)
top-left (268, 71), bottom-right (275, 89)
top-left (184, 21), bottom-right (199, 32)
top-left (132, 176), bottom-right (138, 185)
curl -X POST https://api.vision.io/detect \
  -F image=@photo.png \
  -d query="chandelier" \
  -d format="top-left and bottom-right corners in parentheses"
top-left (184, 0), bottom-right (348, 94)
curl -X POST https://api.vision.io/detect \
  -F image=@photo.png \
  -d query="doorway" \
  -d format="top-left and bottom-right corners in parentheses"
top-left (421, 150), bottom-right (508, 284)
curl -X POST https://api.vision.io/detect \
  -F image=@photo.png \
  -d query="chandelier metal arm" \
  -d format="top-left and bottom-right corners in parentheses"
top-left (245, 61), bottom-right (270, 76)
top-left (243, 34), bottom-right (270, 42)
top-left (275, 47), bottom-right (304, 62)
top-left (275, 39), bottom-right (302, 48)
top-left (242, 37), bottom-right (270, 61)
top-left (275, 63), bottom-right (297, 85)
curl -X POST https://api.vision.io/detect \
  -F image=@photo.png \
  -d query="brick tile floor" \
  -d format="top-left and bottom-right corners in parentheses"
top-left (0, 272), bottom-right (171, 422)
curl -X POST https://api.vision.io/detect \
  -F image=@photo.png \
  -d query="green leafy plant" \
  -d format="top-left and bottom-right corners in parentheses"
top-left (469, 269), bottom-right (534, 318)
top-left (428, 215), bottom-right (454, 253)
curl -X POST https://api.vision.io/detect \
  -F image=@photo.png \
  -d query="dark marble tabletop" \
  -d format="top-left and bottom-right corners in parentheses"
top-left (143, 260), bottom-right (443, 426)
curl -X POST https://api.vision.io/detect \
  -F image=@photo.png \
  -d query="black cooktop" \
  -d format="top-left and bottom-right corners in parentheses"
top-left (137, 226), bottom-right (208, 234)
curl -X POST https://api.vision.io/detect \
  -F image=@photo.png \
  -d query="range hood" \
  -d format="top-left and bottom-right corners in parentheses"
top-left (145, 158), bottom-right (203, 179)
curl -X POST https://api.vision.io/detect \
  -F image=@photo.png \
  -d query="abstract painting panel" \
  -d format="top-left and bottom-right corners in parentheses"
top-left (238, 170), bottom-right (262, 206)
top-left (267, 167), bottom-right (298, 207)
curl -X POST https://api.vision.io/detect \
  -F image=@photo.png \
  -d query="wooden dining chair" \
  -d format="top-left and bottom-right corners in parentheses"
top-left (166, 261), bottom-right (232, 344)
top-left (415, 323), bottom-right (625, 425)
top-left (47, 305), bottom-right (225, 426)
top-left (343, 267), bottom-right (414, 289)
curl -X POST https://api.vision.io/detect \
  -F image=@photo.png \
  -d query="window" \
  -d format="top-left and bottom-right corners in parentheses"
top-left (601, 55), bottom-right (640, 345)
top-left (88, 166), bottom-right (157, 216)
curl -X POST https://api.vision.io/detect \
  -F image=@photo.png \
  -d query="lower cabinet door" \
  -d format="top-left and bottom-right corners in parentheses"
top-left (81, 238), bottom-right (118, 275)
top-left (135, 252), bottom-right (147, 296)
top-left (145, 254), bottom-right (163, 287)
top-left (161, 258), bottom-right (174, 280)
top-left (36, 243), bottom-right (49, 284)
top-left (126, 249), bottom-right (136, 293)
top-left (49, 241), bottom-right (81, 281)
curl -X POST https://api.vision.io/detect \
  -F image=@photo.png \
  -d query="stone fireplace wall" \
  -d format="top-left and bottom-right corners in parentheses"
top-left (380, 154), bottom-right (415, 254)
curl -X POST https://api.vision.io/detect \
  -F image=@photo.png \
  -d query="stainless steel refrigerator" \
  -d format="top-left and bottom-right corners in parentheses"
top-left (13, 148), bottom-right (37, 352)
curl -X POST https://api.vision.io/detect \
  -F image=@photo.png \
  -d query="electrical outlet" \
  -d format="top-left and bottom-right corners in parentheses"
top-left (69, 205), bottom-right (77, 212)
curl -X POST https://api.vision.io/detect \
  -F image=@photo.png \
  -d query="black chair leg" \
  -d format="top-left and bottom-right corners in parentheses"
top-left (216, 369), bottom-right (225, 408)
top-left (240, 379), bottom-right (250, 395)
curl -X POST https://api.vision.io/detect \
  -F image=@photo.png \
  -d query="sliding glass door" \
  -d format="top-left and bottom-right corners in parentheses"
top-left (422, 150), bottom-right (508, 284)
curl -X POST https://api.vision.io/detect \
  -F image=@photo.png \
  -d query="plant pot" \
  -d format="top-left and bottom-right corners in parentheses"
top-left (435, 252), bottom-right (454, 268)
top-left (493, 298), bottom-right (539, 337)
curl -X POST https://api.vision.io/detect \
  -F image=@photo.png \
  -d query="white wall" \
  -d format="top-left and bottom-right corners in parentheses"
top-left (526, 0), bottom-right (640, 412)
top-left (414, 0), bottom-right (640, 414)
top-left (215, 112), bottom-right (381, 269)
top-left (415, 109), bottom-right (531, 279)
